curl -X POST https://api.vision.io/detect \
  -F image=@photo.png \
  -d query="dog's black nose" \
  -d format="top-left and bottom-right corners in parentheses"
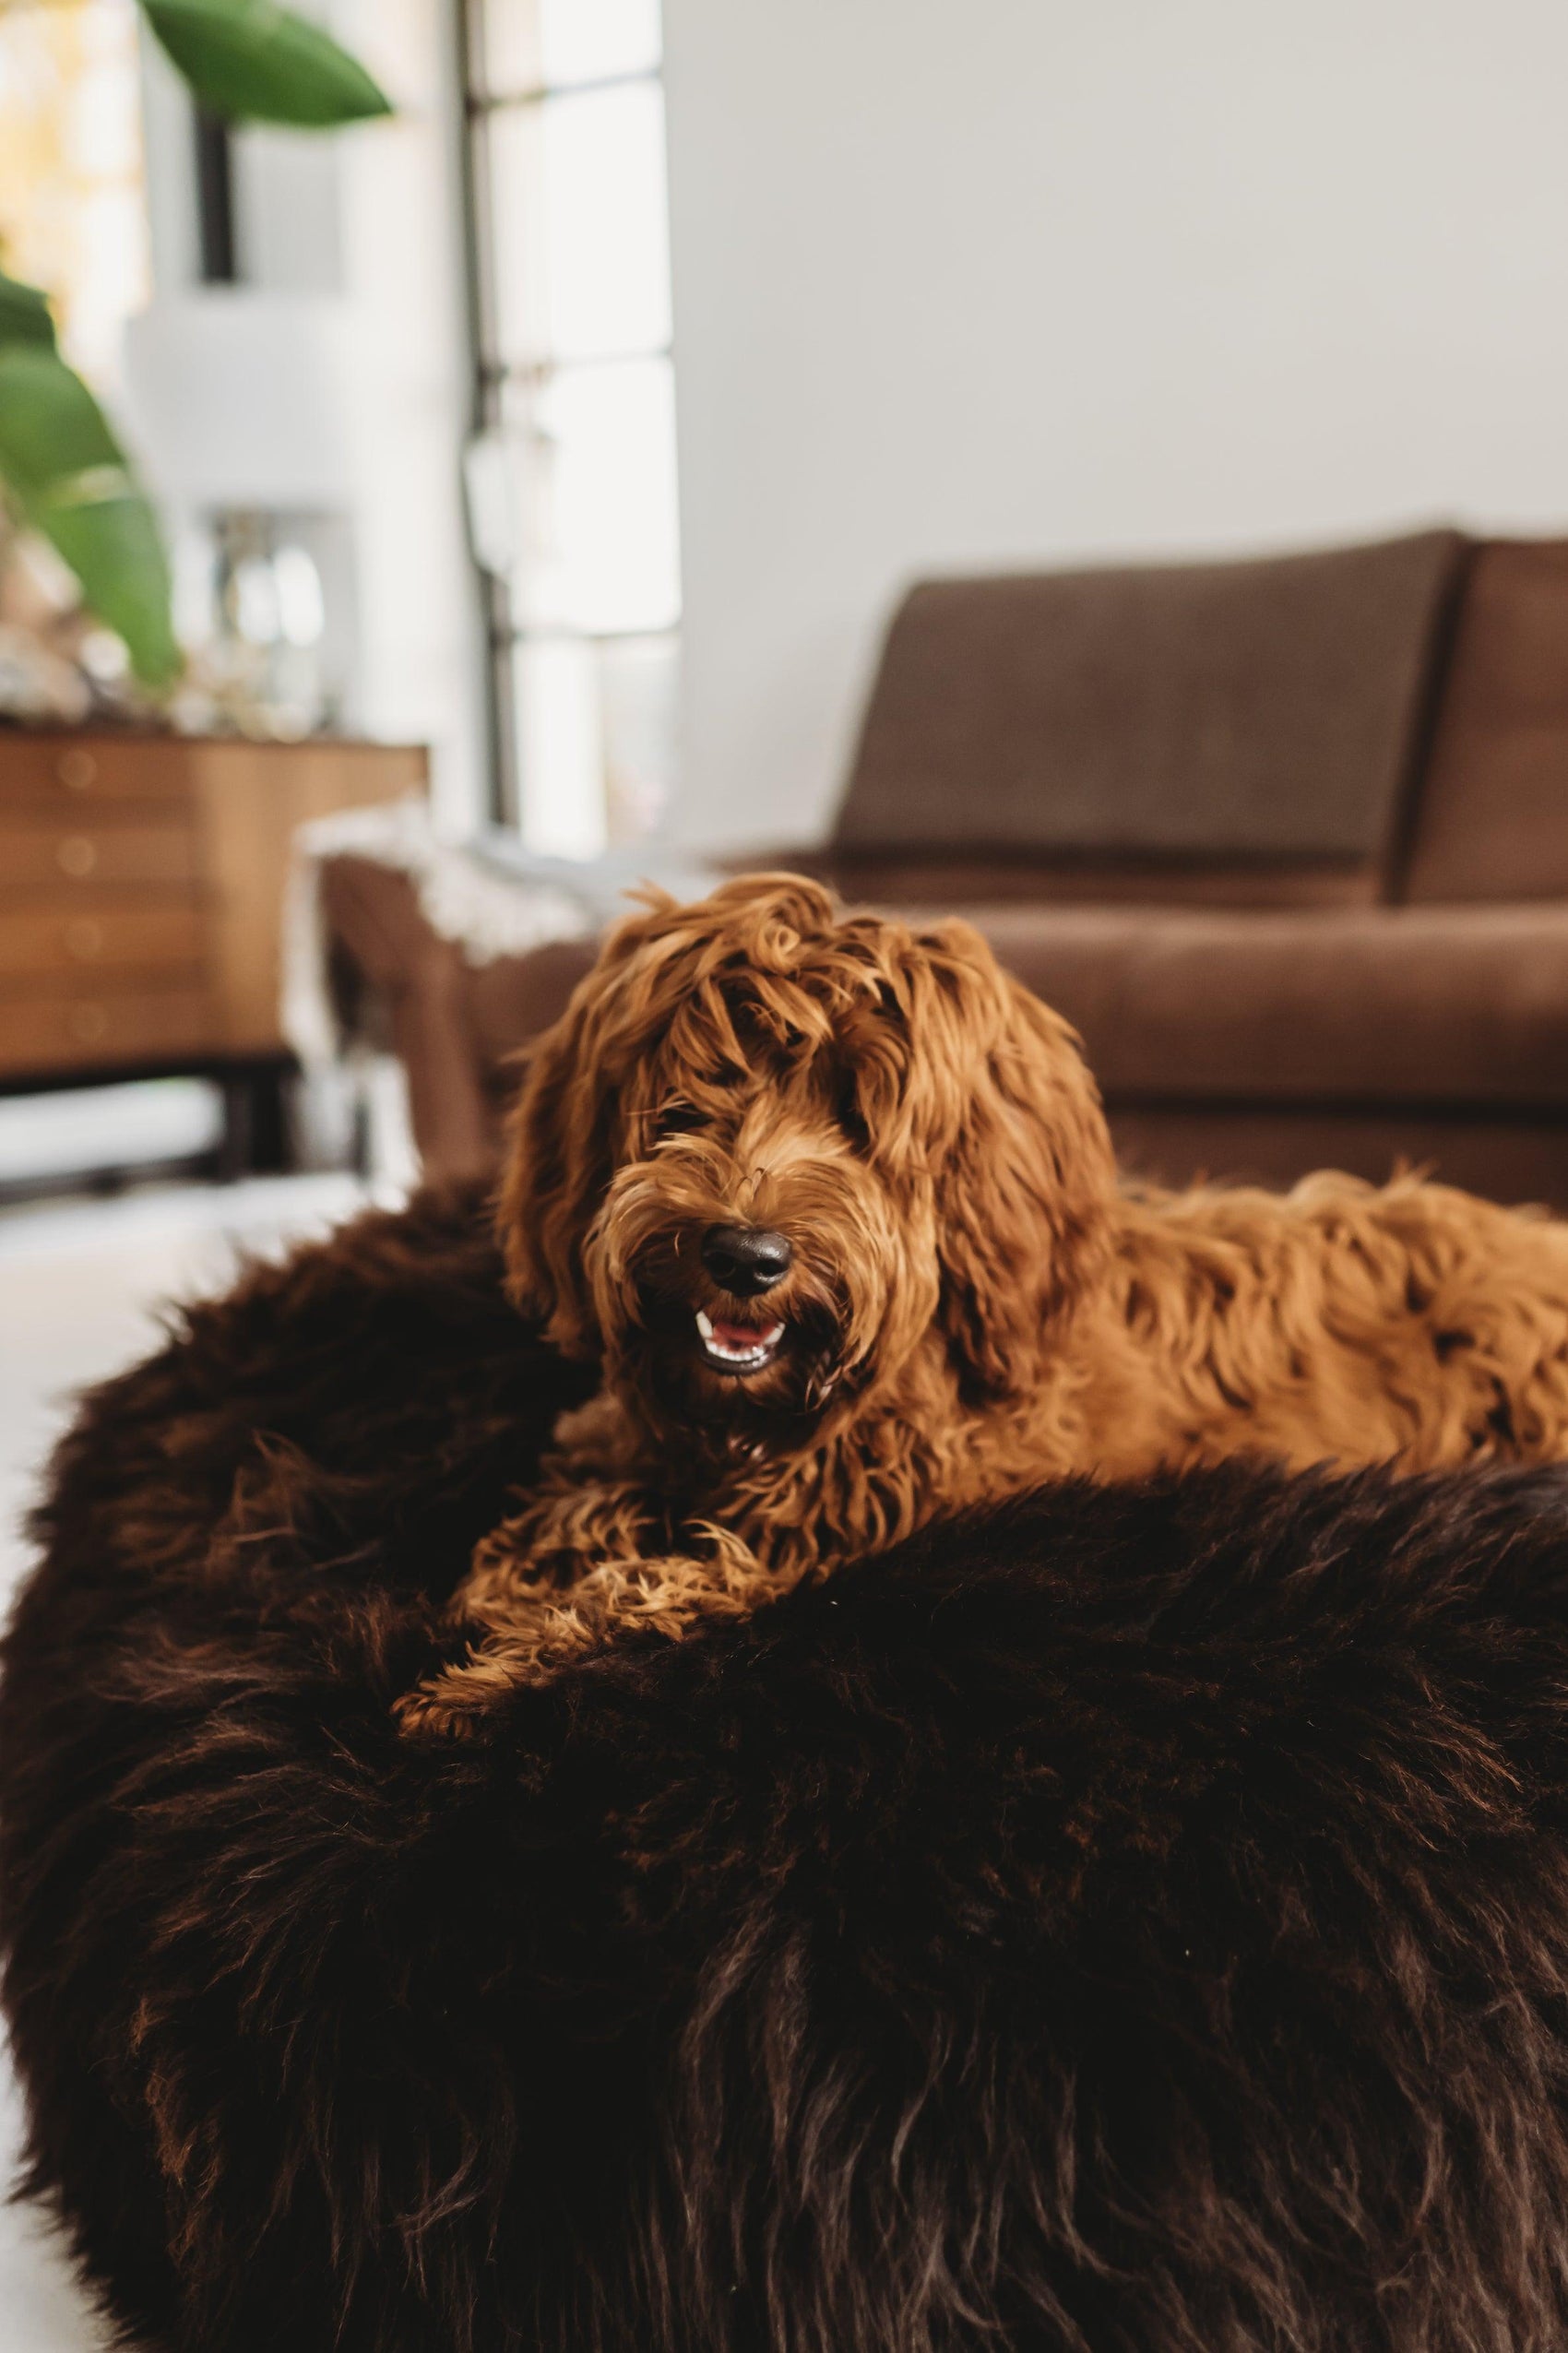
top-left (701, 1224), bottom-right (793, 1296)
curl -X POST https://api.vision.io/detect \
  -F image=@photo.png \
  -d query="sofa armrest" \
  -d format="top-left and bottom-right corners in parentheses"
top-left (319, 858), bottom-right (598, 1180)
top-left (319, 857), bottom-right (499, 1182)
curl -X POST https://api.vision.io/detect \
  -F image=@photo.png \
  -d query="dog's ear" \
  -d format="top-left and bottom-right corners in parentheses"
top-left (908, 928), bottom-right (1116, 1396)
top-left (496, 897), bottom-right (679, 1356)
top-left (495, 979), bottom-right (613, 1356)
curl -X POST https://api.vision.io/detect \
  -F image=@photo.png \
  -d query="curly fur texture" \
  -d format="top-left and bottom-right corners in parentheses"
top-left (404, 873), bottom-right (1568, 1729)
top-left (11, 1186), bottom-right (1568, 2348)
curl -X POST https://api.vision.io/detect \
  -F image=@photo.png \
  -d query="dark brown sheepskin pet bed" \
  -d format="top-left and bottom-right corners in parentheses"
top-left (7, 1182), bottom-right (1568, 2353)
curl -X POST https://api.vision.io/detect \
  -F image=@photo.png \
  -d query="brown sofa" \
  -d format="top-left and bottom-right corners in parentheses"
top-left (324, 527), bottom-right (1568, 1206)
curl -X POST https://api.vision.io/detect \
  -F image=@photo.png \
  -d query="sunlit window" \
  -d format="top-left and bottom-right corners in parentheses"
top-left (460, 0), bottom-right (680, 857)
top-left (0, 0), bottom-right (149, 390)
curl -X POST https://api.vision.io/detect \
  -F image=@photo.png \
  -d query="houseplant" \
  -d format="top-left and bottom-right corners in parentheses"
top-left (0, 0), bottom-right (391, 694)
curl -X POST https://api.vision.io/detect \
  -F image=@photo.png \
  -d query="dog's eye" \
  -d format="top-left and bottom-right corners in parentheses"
top-left (655, 1099), bottom-right (708, 1139)
top-left (832, 1069), bottom-right (871, 1150)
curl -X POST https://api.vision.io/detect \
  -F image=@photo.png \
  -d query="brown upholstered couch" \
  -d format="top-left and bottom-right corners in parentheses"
top-left (323, 528), bottom-right (1568, 1206)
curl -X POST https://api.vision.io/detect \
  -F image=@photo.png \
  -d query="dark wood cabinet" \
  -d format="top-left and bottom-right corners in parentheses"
top-left (0, 731), bottom-right (427, 1087)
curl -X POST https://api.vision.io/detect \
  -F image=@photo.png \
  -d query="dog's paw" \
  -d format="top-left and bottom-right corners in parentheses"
top-left (392, 1679), bottom-right (488, 1741)
top-left (392, 1608), bottom-right (600, 1739)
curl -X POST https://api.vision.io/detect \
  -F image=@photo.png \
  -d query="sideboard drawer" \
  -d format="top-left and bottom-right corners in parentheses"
top-left (0, 986), bottom-right (217, 1077)
top-left (0, 897), bottom-right (206, 980)
top-left (0, 734), bottom-right (193, 806)
top-left (0, 729), bottom-right (428, 1085)
top-left (0, 819), bottom-right (198, 887)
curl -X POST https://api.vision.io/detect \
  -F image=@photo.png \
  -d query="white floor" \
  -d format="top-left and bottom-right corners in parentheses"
top-left (0, 1174), bottom-right (388, 2351)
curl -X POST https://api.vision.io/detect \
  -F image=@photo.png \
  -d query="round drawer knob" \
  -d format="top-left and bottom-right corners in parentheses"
top-left (57, 835), bottom-right (96, 877)
top-left (64, 919), bottom-right (103, 960)
top-left (68, 1002), bottom-right (108, 1044)
top-left (55, 747), bottom-right (98, 792)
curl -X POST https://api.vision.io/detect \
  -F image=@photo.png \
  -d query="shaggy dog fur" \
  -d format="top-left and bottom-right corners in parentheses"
top-left (403, 873), bottom-right (1568, 1729)
top-left (11, 1184), bottom-right (1568, 2349)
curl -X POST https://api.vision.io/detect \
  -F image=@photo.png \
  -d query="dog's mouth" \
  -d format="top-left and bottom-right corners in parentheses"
top-left (695, 1308), bottom-right (787, 1375)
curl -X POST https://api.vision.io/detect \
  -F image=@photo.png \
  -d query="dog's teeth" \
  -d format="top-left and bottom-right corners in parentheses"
top-left (695, 1309), bottom-right (786, 1369)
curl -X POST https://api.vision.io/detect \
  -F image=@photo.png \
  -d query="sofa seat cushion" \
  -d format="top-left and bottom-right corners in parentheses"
top-left (779, 846), bottom-right (1381, 909)
top-left (966, 902), bottom-right (1568, 1109)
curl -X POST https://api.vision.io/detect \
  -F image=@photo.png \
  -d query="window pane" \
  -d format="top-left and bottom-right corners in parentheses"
top-left (601, 632), bottom-right (678, 843)
top-left (482, 0), bottom-right (662, 97)
top-left (503, 356), bottom-right (680, 635)
top-left (514, 636), bottom-right (607, 857)
top-left (0, 0), bottom-right (149, 388)
top-left (470, 0), bottom-right (681, 853)
top-left (512, 631), bottom-right (677, 855)
top-left (489, 81), bottom-right (671, 367)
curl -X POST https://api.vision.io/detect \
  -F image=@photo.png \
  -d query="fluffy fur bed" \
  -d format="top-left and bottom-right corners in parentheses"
top-left (8, 1184), bottom-right (1568, 2350)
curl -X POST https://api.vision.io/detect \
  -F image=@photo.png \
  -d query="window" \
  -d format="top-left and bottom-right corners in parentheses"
top-left (0, 0), bottom-right (150, 392)
top-left (458, 0), bottom-right (681, 856)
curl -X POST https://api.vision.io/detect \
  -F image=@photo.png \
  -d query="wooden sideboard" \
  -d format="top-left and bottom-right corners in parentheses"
top-left (0, 731), bottom-right (426, 1154)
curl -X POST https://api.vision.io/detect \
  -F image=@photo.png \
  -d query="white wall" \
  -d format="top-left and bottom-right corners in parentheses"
top-left (661, 0), bottom-right (1568, 855)
top-left (132, 0), bottom-right (487, 832)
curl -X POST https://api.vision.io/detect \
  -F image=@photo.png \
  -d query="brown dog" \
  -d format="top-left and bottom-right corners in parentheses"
top-left (398, 873), bottom-right (1568, 1732)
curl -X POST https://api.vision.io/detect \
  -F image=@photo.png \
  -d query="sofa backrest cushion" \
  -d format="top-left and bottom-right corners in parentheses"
top-left (834, 530), bottom-right (1466, 885)
top-left (1403, 539), bottom-right (1568, 902)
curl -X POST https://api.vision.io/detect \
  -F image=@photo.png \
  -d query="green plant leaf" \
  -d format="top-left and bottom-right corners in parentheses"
top-left (138, 0), bottom-right (392, 127)
top-left (0, 347), bottom-right (180, 686)
top-left (0, 269), bottom-right (58, 351)
top-left (41, 492), bottom-right (182, 686)
top-left (0, 347), bottom-right (122, 496)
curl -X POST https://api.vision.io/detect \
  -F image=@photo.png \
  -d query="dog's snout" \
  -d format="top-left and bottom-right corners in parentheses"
top-left (701, 1224), bottom-right (793, 1296)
